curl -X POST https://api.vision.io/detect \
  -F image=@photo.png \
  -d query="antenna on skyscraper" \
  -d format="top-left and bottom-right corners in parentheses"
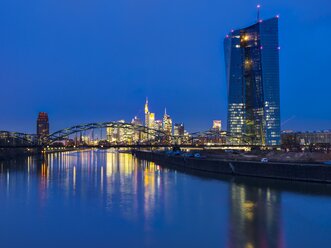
top-left (257, 4), bottom-right (261, 22)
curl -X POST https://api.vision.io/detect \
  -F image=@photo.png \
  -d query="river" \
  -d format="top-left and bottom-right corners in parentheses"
top-left (0, 149), bottom-right (330, 248)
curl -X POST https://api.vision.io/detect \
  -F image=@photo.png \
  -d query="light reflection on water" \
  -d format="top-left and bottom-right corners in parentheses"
top-left (0, 150), bottom-right (331, 248)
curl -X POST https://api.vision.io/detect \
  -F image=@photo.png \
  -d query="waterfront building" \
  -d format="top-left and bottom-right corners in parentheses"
top-left (162, 108), bottom-right (172, 136)
top-left (281, 130), bottom-right (331, 148)
top-left (106, 127), bottom-right (115, 143)
top-left (224, 16), bottom-right (281, 146)
top-left (118, 120), bottom-right (134, 143)
top-left (81, 135), bottom-right (91, 145)
top-left (37, 112), bottom-right (49, 141)
top-left (106, 120), bottom-right (135, 144)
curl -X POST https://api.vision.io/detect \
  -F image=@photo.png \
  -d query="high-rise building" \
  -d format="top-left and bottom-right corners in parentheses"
top-left (106, 127), bottom-right (114, 142)
top-left (144, 98), bottom-right (155, 128)
top-left (174, 123), bottom-right (185, 137)
top-left (154, 120), bottom-right (163, 131)
top-left (131, 116), bottom-right (143, 142)
top-left (148, 113), bottom-right (155, 129)
top-left (163, 108), bottom-right (172, 136)
top-left (144, 98), bottom-right (150, 128)
top-left (174, 123), bottom-right (185, 144)
top-left (224, 16), bottom-right (281, 146)
top-left (212, 120), bottom-right (222, 131)
top-left (144, 98), bottom-right (157, 140)
top-left (131, 116), bottom-right (143, 126)
top-left (37, 112), bottom-right (49, 141)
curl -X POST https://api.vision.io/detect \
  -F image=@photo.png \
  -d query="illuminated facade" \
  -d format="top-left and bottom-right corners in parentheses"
top-left (174, 123), bottom-right (184, 137)
top-left (212, 120), bottom-right (222, 131)
top-left (144, 98), bottom-right (157, 140)
top-left (37, 112), bottom-right (49, 141)
top-left (174, 123), bottom-right (185, 144)
top-left (224, 17), bottom-right (281, 146)
top-left (162, 108), bottom-right (172, 136)
top-left (144, 98), bottom-right (149, 127)
top-left (144, 98), bottom-right (155, 129)
top-left (281, 130), bottom-right (331, 146)
top-left (106, 120), bottom-right (135, 143)
top-left (154, 120), bottom-right (163, 131)
top-left (131, 116), bottom-right (143, 142)
top-left (106, 127), bottom-right (115, 142)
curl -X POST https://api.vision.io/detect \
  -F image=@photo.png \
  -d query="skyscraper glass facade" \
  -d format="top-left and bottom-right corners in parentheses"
top-left (224, 17), bottom-right (281, 146)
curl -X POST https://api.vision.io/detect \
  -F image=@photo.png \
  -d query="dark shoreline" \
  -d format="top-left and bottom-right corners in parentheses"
top-left (133, 150), bottom-right (331, 184)
top-left (0, 148), bottom-right (39, 161)
top-left (0, 147), bottom-right (84, 161)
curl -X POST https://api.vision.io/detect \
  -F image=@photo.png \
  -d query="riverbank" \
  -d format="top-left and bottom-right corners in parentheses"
top-left (0, 148), bottom-right (39, 161)
top-left (0, 147), bottom-right (89, 161)
top-left (133, 150), bottom-right (331, 184)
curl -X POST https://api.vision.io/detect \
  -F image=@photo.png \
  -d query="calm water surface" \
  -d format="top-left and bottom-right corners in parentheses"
top-left (1, 150), bottom-right (331, 248)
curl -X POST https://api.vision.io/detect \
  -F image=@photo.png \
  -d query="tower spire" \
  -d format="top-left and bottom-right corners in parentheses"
top-left (144, 97), bottom-right (149, 114)
top-left (257, 4), bottom-right (261, 22)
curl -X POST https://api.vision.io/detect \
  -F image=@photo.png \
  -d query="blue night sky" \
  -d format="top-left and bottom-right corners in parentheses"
top-left (0, 0), bottom-right (331, 133)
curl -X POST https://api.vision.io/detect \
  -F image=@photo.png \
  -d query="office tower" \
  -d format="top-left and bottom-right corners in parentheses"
top-left (212, 120), bottom-right (222, 131)
top-left (131, 116), bottom-right (143, 126)
top-left (163, 108), bottom-right (172, 136)
top-left (131, 116), bottom-right (143, 142)
top-left (174, 123), bottom-right (185, 137)
top-left (224, 16), bottom-right (281, 146)
top-left (37, 112), bottom-right (49, 141)
top-left (144, 98), bottom-right (155, 128)
top-left (154, 120), bottom-right (163, 131)
top-left (148, 113), bottom-right (155, 129)
top-left (145, 98), bottom-right (149, 127)
top-left (106, 127), bottom-right (114, 142)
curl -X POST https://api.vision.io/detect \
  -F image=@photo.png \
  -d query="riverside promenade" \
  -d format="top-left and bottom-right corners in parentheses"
top-left (133, 150), bottom-right (331, 184)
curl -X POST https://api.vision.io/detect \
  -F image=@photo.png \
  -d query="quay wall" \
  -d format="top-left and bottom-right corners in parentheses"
top-left (133, 151), bottom-right (331, 184)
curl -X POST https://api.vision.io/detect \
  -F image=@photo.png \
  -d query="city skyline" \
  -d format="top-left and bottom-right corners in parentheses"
top-left (1, 1), bottom-right (331, 133)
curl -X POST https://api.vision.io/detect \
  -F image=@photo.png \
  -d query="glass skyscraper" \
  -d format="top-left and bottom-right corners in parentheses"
top-left (224, 17), bottom-right (281, 146)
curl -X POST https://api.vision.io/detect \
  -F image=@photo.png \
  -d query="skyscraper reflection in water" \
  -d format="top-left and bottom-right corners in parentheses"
top-left (228, 182), bottom-right (284, 248)
top-left (1, 151), bottom-right (331, 247)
